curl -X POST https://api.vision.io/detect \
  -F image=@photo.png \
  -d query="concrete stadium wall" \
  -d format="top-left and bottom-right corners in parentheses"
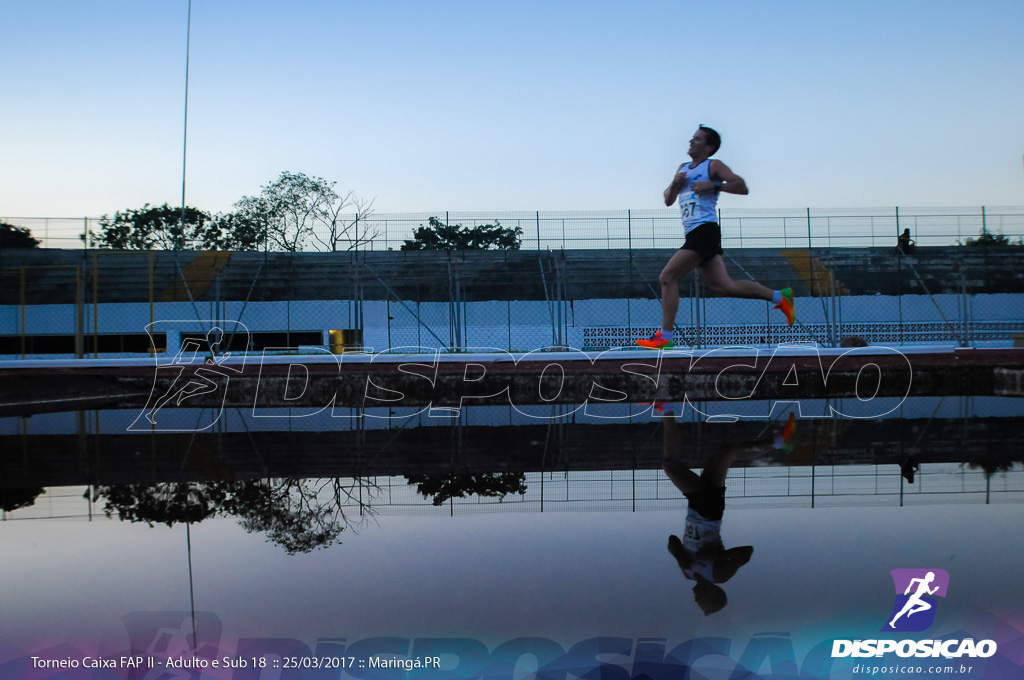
top-left (1, 292), bottom-right (1022, 359)
top-left (2, 246), bottom-right (1023, 358)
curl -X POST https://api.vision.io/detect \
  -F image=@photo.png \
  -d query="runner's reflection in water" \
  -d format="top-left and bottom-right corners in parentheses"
top-left (659, 405), bottom-right (796, 615)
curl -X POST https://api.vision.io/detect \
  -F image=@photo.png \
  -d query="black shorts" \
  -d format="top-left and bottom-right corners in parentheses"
top-left (683, 475), bottom-right (726, 521)
top-left (681, 222), bottom-right (724, 265)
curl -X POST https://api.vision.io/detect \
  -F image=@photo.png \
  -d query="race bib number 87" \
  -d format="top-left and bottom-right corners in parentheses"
top-left (681, 192), bottom-right (697, 220)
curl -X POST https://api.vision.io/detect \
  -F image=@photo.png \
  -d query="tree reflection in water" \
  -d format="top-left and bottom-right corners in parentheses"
top-left (0, 487), bottom-right (45, 513)
top-left (406, 472), bottom-right (528, 506)
top-left (90, 478), bottom-right (380, 555)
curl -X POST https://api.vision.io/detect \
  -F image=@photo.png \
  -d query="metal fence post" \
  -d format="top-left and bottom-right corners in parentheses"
top-left (555, 254), bottom-right (564, 347)
top-left (149, 252), bottom-right (155, 355)
top-left (536, 211), bottom-right (541, 251)
top-left (958, 270), bottom-right (966, 348)
top-left (93, 253), bottom-right (99, 358)
top-left (694, 278), bottom-right (703, 349)
top-left (967, 270), bottom-right (974, 347)
top-left (627, 218), bottom-right (633, 340)
top-left (75, 265), bottom-right (83, 359)
top-left (19, 267), bottom-right (26, 359)
top-left (830, 258), bottom-right (837, 347)
top-left (897, 254), bottom-right (904, 346)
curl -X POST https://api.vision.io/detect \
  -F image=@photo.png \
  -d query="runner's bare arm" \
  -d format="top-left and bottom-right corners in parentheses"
top-left (692, 160), bottom-right (748, 196)
top-left (664, 165), bottom-right (688, 206)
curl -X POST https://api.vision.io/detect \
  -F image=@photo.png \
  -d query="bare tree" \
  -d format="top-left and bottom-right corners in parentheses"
top-left (312, 193), bottom-right (378, 252)
top-left (225, 477), bottom-right (379, 554)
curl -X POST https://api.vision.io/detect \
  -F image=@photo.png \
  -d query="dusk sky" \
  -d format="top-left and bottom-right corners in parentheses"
top-left (3, 0), bottom-right (1023, 219)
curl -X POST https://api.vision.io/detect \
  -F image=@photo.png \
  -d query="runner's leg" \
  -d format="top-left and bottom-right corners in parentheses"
top-left (659, 249), bottom-right (703, 331)
top-left (662, 416), bottom-right (706, 495)
top-left (699, 255), bottom-right (774, 301)
top-left (700, 255), bottom-right (796, 325)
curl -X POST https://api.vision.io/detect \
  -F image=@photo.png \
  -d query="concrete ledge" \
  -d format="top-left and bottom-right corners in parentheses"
top-left (2, 346), bottom-right (1022, 415)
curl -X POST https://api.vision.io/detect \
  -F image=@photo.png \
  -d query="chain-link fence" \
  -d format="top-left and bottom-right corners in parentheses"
top-left (7, 459), bottom-right (1024, 522)
top-left (4, 206), bottom-right (1023, 251)
top-left (2, 240), bottom-right (1023, 359)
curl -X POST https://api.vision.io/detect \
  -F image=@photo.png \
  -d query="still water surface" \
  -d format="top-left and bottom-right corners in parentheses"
top-left (2, 397), bottom-right (1023, 679)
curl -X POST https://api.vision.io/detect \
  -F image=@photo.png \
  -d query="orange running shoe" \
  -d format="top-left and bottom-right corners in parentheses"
top-left (636, 331), bottom-right (675, 350)
top-left (775, 287), bottom-right (795, 326)
top-left (639, 401), bottom-right (669, 414)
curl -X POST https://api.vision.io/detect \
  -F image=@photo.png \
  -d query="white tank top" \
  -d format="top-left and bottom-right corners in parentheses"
top-left (682, 507), bottom-right (724, 581)
top-left (677, 158), bottom-right (718, 234)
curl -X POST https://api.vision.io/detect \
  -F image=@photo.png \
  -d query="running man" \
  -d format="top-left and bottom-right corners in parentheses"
top-left (889, 571), bottom-right (939, 628)
top-left (637, 125), bottom-right (794, 350)
top-left (661, 404), bottom-right (797, 615)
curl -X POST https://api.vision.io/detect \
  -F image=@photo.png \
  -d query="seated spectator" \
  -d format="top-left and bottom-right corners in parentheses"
top-left (897, 228), bottom-right (915, 255)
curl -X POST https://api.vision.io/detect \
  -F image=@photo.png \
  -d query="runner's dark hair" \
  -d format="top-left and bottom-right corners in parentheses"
top-left (699, 124), bottom-right (721, 155)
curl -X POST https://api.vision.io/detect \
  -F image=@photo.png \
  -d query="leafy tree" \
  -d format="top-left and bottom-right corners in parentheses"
top-left (312, 193), bottom-right (376, 252)
top-left (92, 476), bottom-right (378, 554)
top-left (92, 481), bottom-right (229, 526)
top-left (967, 458), bottom-right (1020, 476)
top-left (222, 195), bottom-right (274, 251)
top-left (0, 222), bottom-right (42, 248)
top-left (0, 487), bottom-right (45, 512)
top-left (406, 472), bottom-right (528, 506)
top-left (961, 228), bottom-right (1020, 247)
top-left (86, 172), bottom-right (370, 252)
top-left (235, 171), bottom-right (376, 252)
top-left (87, 203), bottom-right (228, 250)
top-left (252, 172), bottom-right (326, 252)
top-left (401, 217), bottom-right (522, 251)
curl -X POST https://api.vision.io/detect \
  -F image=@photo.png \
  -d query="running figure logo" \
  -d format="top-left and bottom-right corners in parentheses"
top-left (883, 568), bottom-right (950, 632)
top-left (128, 321), bottom-right (249, 432)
